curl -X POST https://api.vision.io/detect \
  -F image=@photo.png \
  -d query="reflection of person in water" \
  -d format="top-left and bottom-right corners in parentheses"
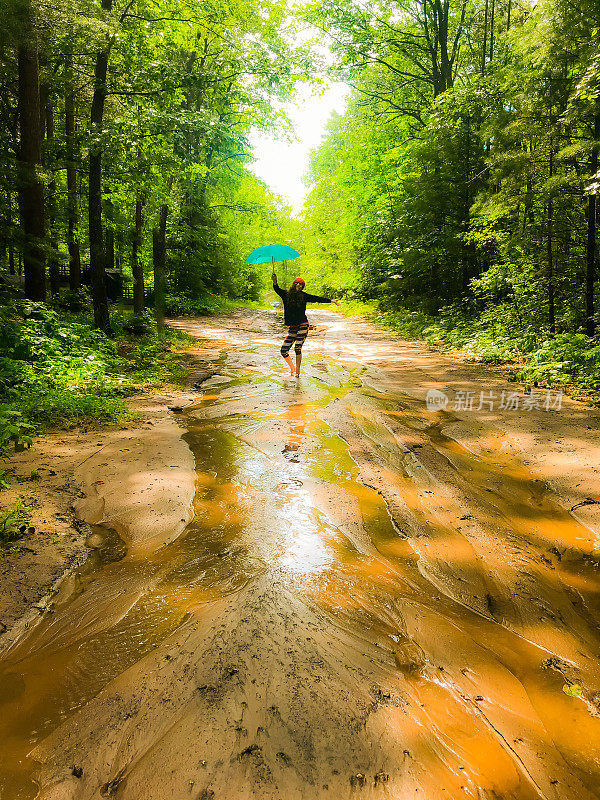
top-left (272, 272), bottom-right (339, 378)
top-left (283, 403), bottom-right (307, 461)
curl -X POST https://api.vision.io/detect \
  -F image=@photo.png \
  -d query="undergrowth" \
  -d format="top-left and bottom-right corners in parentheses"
top-left (0, 495), bottom-right (35, 546)
top-left (165, 291), bottom-right (266, 316)
top-left (0, 300), bottom-right (195, 441)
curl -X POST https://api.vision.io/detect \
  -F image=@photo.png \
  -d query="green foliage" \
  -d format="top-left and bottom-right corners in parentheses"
top-left (0, 301), bottom-right (196, 435)
top-left (0, 410), bottom-right (34, 455)
top-left (371, 299), bottom-right (600, 397)
top-left (164, 291), bottom-right (266, 316)
top-left (3, 392), bottom-right (129, 430)
top-left (423, 318), bottom-right (525, 365)
top-left (516, 335), bottom-right (600, 392)
top-left (164, 292), bottom-right (237, 317)
top-left (51, 289), bottom-right (91, 313)
top-left (1, 0), bottom-right (310, 330)
top-left (0, 301), bottom-right (127, 410)
top-left (118, 335), bottom-right (191, 387)
top-left (300, 0), bottom-right (600, 399)
top-left (338, 299), bottom-right (378, 317)
top-left (122, 311), bottom-right (155, 337)
top-left (0, 496), bottom-right (34, 546)
top-left (372, 308), bottom-right (436, 340)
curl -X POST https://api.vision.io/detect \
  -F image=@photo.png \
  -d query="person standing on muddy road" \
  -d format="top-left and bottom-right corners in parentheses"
top-left (272, 272), bottom-right (340, 378)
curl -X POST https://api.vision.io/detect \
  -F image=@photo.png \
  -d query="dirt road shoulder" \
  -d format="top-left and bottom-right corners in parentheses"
top-left (0, 391), bottom-right (196, 654)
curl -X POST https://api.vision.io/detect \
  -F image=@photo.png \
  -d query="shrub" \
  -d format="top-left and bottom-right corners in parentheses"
top-left (122, 310), bottom-right (154, 336)
top-left (367, 298), bottom-right (600, 399)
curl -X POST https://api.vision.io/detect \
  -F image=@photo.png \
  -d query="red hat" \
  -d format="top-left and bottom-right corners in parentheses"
top-left (292, 277), bottom-right (305, 286)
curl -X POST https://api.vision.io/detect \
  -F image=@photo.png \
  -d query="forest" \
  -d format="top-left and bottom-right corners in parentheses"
top-left (0, 0), bottom-right (599, 448)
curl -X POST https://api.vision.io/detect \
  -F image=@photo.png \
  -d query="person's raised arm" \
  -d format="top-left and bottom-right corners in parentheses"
top-left (272, 272), bottom-right (285, 299)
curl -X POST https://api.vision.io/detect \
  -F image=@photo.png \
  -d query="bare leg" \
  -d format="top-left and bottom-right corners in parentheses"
top-left (283, 354), bottom-right (295, 375)
top-left (295, 351), bottom-right (302, 377)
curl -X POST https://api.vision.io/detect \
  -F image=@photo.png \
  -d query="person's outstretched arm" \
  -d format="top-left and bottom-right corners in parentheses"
top-left (272, 272), bottom-right (285, 299)
top-left (303, 291), bottom-right (340, 305)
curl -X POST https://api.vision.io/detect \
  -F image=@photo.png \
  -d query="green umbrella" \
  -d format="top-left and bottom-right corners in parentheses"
top-left (245, 244), bottom-right (301, 291)
top-left (244, 244), bottom-right (301, 265)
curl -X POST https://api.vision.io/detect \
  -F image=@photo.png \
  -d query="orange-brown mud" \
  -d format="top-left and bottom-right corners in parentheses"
top-left (1, 308), bottom-right (600, 800)
top-left (0, 395), bottom-right (196, 649)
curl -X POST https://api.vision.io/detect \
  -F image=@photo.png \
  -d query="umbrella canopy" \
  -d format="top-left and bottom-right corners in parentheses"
top-left (244, 244), bottom-right (301, 265)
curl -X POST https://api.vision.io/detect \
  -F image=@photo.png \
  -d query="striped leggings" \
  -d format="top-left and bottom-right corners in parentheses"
top-left (281, 324), bottom-right (309, 357)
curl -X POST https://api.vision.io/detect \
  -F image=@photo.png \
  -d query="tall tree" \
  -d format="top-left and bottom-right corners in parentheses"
top-left (88, 0), bottom-right (116, 333)
top-left (16, 1), bottom-right (46, 300)
top-left (132, 193), bottom-right (144, 314)
top-left (45, 98), bottom-right (60, 295)
top-left (64, 55), bottom-right (81, 290)
top-left (586, 112), bottom-right (599, 336)
top-left (152, 201), bottom-right (168, 334)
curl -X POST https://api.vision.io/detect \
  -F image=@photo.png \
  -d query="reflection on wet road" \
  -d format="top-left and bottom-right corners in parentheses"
top-left (1, 309), bottom-right (600, 800)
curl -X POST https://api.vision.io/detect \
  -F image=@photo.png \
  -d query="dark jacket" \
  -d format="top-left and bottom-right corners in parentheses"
top-left (273, 283), bottom-right (332, 325)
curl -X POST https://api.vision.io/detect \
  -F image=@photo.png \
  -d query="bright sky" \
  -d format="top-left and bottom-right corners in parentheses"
top-left (248, 81), bottom-right (349, 216)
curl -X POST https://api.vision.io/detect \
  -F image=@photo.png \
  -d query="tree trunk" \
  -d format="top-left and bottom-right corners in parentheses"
top-left (88, 0), bottom-right (113, 333)
top-left (547, 143), bottom-right (555, 334)
top-left (524, 140), bottom-right (535, 233)
top-left (437, 0), bottom-right (453, 92)
top-left (462, 116), bottom-right (472, 293)
top-left (115, 230), bottom-right (122, 273)
top-left (18, 41), bottom-right (46, 301)
top-left (39, 82), bottom-right (47, 143)
top-left (6, 192), bottom-right (15, 275)
top-left (65, 65), bottom-right (81, 290)
top-left (45, 101), bottom-right (60, 296)
top-left (105, 193), bottom-right (115, 271)
top-left (153, 202), bottom-right (168, 333)
top-left (489, 0), bottom-right (495, 63)
top-left (132, 193), bottom-right (145, 314)
top-left (481, 0), bottom-right (489, 76)
top-left (586, 112), bottom-right (599, 337)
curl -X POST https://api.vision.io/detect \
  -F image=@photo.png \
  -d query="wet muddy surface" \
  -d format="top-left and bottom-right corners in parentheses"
top-left (1, 309), bottom-right (600, 799)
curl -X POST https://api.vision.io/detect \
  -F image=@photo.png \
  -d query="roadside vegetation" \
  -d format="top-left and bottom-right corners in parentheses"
top-left (0, 295), bottom-right (195, 451)
top-left (0, 494), bottom-right (35, 547)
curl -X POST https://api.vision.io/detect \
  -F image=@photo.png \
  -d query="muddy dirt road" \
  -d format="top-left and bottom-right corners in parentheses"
top-left (2, 308), bottom-right (600, 800)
